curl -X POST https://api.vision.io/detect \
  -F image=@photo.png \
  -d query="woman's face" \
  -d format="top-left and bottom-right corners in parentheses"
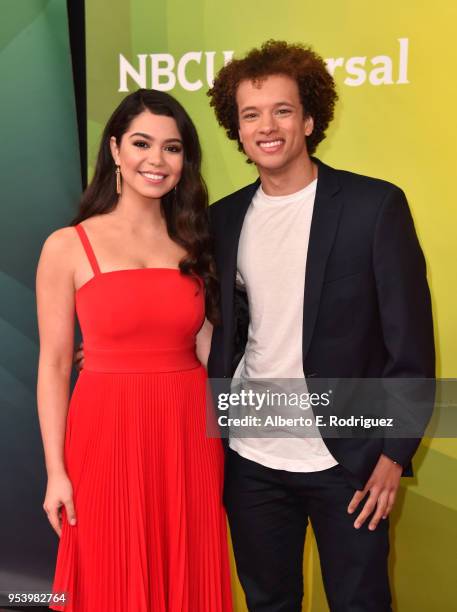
top-left (110, 110), bottom-right (184, 201)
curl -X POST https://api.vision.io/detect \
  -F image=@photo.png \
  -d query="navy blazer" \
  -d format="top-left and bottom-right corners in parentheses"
top-left (207, 158), bottom-right (435, 488)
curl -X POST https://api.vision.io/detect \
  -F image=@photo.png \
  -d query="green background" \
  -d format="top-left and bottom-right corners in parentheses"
top-left (86, 1), bottom-right (457, 609)
top-left (0, 0), bottom-right (81, 591)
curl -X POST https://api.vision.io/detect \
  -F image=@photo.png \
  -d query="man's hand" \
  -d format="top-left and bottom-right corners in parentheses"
top-left (347, 454), bottom-right (403, 531)
top-left (74, 341), bottom-right (84, 372)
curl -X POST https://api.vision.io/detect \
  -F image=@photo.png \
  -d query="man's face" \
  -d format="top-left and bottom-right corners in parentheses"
top-left (236, 74), bottom-right (313, 175)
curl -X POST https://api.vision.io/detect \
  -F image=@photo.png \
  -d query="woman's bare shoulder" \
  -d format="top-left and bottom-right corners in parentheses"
top-left (40, 226), bottom-right (80, 258)
top-left (37, 228), bottom-right (86, 286)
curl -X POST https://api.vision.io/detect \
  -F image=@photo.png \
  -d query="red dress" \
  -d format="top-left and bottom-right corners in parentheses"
top-left (50, 224), bottom-right (232, 611)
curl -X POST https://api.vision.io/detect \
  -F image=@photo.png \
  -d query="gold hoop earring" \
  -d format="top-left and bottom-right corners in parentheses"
top-left (115, 165), bottom-right (121, 195)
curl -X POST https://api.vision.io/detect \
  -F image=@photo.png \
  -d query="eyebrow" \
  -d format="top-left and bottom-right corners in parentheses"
top-left (129, 132), bottom-right (183, 143)
top-left (239, 102), bottom-right (295, 113)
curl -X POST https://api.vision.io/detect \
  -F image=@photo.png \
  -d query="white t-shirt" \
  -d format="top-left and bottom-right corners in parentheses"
top-left (230, 179), bottom-right (337, 472)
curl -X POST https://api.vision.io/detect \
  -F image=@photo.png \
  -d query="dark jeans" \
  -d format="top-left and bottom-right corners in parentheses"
top-left (224, 448), bottom-right (391, 612)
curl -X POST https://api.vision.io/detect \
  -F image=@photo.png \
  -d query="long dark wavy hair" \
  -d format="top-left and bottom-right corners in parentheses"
top-left (72, 89), bottom-right (219, 324)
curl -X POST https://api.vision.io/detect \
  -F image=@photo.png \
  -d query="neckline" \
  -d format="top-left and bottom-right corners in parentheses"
top-left (256, 178), bottom-right (318, 205)
top-left (75, 267), bottom-right (181, 295)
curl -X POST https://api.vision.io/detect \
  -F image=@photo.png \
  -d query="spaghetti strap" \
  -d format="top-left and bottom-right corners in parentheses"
top-left (75, 224), bottom-right (101, 275)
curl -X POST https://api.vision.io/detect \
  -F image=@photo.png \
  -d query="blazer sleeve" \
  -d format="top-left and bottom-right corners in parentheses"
top-left (372, 185), bottom-right (435, 466)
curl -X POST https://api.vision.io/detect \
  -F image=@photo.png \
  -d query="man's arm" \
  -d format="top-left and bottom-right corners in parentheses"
top-left (348, 184), bottom-right (435, 529)
top-left (373, 185), bottom-right (435, 464)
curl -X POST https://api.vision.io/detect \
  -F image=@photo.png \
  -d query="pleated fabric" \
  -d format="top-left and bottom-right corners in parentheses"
top-left (50, 225), bottom-right (232, 612)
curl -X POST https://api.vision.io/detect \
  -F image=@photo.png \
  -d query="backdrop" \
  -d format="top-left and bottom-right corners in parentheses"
top-left (0, 0), bottom-right (82, 602)
top-left (90, 0), bottom-right (455, 609)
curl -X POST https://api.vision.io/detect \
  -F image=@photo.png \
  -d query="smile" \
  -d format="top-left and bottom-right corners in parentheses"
top-left (139, 171), bottom-right (168, 182)
top-left (257, 139), bottom-right (284, 151)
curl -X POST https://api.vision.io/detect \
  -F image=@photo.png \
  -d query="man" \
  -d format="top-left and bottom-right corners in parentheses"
top-left (206, 40), bottom-right (434, 611)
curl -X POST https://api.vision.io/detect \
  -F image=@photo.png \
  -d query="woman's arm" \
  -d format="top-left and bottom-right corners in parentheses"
top-left (36, 228), bottom-right (77, 536)
top-left (196, 318), bottom-right (213, 369)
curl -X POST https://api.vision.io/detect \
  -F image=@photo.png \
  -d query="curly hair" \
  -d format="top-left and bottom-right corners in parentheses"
top-left (207, 40), bottom-right (337, 156)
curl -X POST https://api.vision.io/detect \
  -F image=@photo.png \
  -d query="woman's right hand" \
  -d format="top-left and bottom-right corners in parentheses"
top-left (43, 472), bottom-right (77, 537)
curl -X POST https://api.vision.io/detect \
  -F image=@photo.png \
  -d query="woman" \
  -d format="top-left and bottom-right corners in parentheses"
top-left (36, 89), bottom-right (232, 611)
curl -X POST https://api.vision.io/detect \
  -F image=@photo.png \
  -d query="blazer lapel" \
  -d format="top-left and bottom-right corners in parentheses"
top-left (220, 180), bottom-right (259, 373)
top-left (302, 159), bottom-right (343, 362)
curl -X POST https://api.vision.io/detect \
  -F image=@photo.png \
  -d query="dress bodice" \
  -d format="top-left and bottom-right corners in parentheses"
top-left (74, 225), bottom-right (205, 372)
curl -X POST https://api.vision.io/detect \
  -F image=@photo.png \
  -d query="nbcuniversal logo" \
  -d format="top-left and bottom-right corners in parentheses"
top-left (118, 38), bottom-right (410, 92)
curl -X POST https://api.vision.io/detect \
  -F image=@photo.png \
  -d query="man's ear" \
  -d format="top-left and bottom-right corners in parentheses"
top-left (304, 115), bottom-right (314, 137)
top-left (110, 136), bottom-right (120, 165)
top-left (238, 128), bottom-right (243, 144)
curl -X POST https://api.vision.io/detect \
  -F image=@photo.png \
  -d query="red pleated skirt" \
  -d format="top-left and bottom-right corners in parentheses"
top-left (50, 365), bottom-right (232, 611)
